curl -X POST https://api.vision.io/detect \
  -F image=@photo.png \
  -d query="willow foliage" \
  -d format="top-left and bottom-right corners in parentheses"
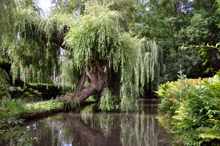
top-left (0, 0), bottom-right (77, 87)
top-left (65, 3), bottom-right (160, 110)
top-left (0, 0), bottom-right (17, 62)
top-left (0, 0), bottom-right (46, 83)
top-left (0, 0), bottom-right (16, 39)
top-left (0, 1), bottom-right (160, 110)
top-left (6, 1), bottom-right (69, 84)
top-left (65, 4), bottom-right (121, 69)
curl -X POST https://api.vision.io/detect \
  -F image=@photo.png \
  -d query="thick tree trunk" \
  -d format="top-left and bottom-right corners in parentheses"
top-left (62, 63), bottom-right (108, 103)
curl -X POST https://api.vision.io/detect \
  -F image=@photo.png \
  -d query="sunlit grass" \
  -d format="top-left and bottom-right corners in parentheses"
top-left (0, 99), bottom-right (64, 121)
top-left (25, 100), bottom-right (64, 112)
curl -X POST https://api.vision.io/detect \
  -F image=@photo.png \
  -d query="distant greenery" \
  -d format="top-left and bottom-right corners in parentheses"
top-left (157, 74), bottom-right (220, 145)
top-left (1, 0), bottom-right (220, 107)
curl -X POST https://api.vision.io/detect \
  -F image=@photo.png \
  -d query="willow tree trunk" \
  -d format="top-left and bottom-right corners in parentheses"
top-left (62, 63), bottom-right (108, 103)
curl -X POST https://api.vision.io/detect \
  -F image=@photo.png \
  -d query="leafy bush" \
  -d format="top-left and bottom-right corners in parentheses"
top-left (99, 88), bottom-right (120, 112)
top-left (157, 74), bottom-right (220, 145)
top-left (157, 78), bottom-right (206, 116)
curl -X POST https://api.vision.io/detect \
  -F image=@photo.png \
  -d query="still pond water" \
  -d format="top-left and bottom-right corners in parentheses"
top-left (0, 99), bottom-right (172, 146)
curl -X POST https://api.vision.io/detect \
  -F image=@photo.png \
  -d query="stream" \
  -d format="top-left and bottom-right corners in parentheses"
top-left (0, 99), bottom-right (172, 146)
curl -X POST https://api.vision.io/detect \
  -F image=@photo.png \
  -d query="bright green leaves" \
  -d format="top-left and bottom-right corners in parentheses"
top-left (65, 3), bottom-right (160, 111)
top-left (65, 4), bottom-right (121, 69)
top-left (0, 0), bottom-right (17, 42)
top-left (157, 75), bottom-right (220, 144)
top-left (99, 88), bottom-right (120, 112)
top-left (0, 0), bottom-right (162, 112)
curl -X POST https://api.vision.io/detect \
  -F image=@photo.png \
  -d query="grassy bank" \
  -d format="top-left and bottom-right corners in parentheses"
top-left (0, 99), bottom-right (66, 128)
top-left (157, 74), bottom-right (220, 145)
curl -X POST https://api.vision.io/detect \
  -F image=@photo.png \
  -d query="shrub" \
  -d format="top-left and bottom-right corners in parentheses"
top-left (157, 74), bottom-right (220, 145)
top-left (157, 78), bottom-right (206, 116)
top-left (99, 88), bottom-right (120, 112)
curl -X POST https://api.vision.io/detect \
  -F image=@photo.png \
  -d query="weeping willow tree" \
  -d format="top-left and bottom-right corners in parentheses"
top-left (63, 2), bottom-right (160, 110)
top-left (0, 0), bottom-right (160, 110)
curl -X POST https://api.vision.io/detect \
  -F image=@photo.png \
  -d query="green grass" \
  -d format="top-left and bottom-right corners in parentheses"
top-left (25, 100), bottom-right (64, 112)
top-left (0, 99), bottom-right (64, 121)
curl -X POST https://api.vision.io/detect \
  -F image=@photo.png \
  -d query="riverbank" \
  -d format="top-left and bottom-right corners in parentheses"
top-left (0, 101), bottom-right (172, 146)
top-left (0, 100), bottom-right (65, 128)
top-left (1, 73), bottom-right (220, 146)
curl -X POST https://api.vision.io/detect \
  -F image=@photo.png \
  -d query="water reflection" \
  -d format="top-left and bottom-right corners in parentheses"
top-left (0, 100), bottom-right (171, 146)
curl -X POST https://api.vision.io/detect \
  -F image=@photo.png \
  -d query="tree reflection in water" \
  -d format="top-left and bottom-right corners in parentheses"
top-left (0, 102), bottom-right (171, 146)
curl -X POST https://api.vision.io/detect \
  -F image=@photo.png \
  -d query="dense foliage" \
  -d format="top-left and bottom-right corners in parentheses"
top-left (0, 0), bottom-right (220, 86)
top-left (0, 0), bottom-right (220, 145)
top-left (157, 74), bottom-right (220, 145)
top-left (1, 0), bottom-right (220, 97)
top-left (63, 2), bottom-right (160, 110)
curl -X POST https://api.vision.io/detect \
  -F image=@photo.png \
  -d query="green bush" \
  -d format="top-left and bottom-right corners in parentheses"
top-left (99, 88), bottom-right (120, 112)
top-left (157, 74), bottom-right (220, 145)
top-left (157, 78), bottom-right (206, 117)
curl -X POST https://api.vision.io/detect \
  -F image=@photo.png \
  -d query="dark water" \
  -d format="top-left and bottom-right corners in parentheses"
top-left (0, 99), bottom-right (171, 146)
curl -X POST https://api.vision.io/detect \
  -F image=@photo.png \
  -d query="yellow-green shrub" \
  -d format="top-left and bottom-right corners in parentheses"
top-left (157, 74), bottom-right (220, 145)
top-left (157, 78), bottom-right (207, 116)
